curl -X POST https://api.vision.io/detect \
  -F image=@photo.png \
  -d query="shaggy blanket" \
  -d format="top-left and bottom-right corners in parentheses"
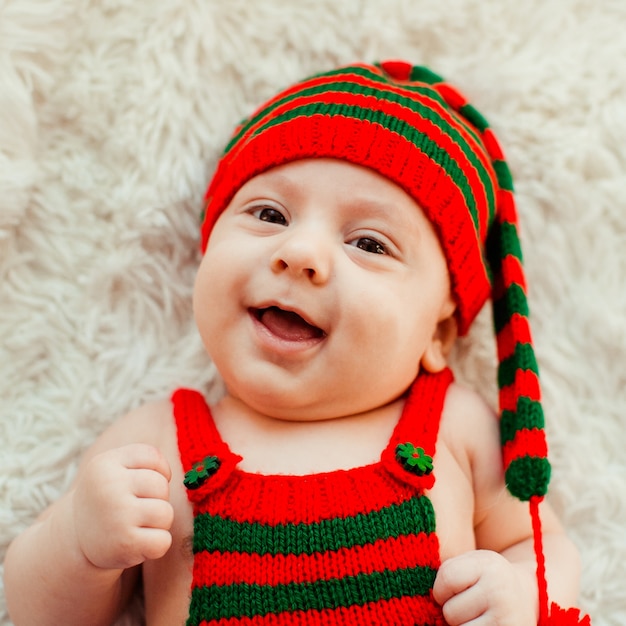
top-left (1, 1), bottom-right (625, 624)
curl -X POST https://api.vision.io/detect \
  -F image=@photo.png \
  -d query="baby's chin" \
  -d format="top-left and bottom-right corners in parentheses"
top-left (225, 387), bottom-right (340, 422)
top-left (222, 377), bottom-right (407, 424)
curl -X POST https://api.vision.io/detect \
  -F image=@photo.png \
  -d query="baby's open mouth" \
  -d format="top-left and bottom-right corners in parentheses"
top-left (251, 306), bottom-right (325, 342)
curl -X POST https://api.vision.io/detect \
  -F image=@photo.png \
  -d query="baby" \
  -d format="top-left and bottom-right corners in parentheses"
top-left (4, 61), bottom-right (590, 626)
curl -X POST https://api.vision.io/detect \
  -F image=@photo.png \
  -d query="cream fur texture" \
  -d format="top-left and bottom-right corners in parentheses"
top-left (1, 1), bottom-right (625, 624)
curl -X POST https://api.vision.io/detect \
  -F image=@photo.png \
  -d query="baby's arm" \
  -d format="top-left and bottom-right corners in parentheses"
top-left (4, 402), bottom-right (174, 626)
top-left (433, 385), bottom-right (581, 625)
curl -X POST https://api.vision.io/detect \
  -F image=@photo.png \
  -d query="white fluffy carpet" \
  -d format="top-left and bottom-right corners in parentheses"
top-left (1, 1), bottom-right (625, 624)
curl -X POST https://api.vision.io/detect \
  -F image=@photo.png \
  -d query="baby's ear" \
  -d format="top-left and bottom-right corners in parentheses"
top-left (421, 302), bottom-right (458, 373)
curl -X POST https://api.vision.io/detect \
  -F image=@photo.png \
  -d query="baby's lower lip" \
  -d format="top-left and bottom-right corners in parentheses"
top-left (249, 307), bottom-right (326, 351)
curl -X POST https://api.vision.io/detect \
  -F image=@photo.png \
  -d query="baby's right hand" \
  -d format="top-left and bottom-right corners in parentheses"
top-left (72, 443), bottom-right (174, 570)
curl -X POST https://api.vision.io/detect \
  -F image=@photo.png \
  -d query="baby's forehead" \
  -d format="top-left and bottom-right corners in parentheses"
top-left (233, 157), bottom-right (435, 228)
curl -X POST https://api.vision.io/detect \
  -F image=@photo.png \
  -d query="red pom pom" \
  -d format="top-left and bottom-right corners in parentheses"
top-left (542, 603), bottom-right (591, 625)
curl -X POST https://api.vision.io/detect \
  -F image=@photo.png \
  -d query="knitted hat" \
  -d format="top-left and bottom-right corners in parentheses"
top-left (201, 60), bottom-right (548, 499)
top-left (200, 61), bottom-right (588, 625)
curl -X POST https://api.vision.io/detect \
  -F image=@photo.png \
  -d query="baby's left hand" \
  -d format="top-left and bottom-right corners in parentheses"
top-left (433, 550), bottom-right (537, 625)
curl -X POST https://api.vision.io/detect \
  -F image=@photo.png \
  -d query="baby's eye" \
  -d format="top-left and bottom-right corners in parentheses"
top-left (253, 206), bottom-right (287, 225)
top-left (354, 237), bottom-right (387, 255)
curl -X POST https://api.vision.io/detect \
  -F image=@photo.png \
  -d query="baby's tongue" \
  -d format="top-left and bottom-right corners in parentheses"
top-left (260, 307), bottom-right (322, 341)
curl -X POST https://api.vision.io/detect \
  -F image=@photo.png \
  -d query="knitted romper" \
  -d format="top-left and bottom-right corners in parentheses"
top-left (173, 368), bottom-right (453, 626)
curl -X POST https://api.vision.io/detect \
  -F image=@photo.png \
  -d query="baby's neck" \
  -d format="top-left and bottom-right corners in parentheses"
top-left (210, 394), bottom-right (406, 475)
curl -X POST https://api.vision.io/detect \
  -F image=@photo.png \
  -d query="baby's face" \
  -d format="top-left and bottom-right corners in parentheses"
top-left (193, 158), bottom-right (455, 420)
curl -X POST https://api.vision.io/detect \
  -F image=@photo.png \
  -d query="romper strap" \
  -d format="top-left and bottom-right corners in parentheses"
top-left (171, 389), bottom-right (242, 501)
top-left (381, 368), bottom-right (454, 492)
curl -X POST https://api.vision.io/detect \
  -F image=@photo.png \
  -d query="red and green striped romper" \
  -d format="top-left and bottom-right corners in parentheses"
top-left (172, 368), bottom-right (452, 626)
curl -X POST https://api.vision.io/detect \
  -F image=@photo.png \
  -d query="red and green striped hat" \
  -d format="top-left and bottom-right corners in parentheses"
top-left (200, 60), bottom-right (550, 505)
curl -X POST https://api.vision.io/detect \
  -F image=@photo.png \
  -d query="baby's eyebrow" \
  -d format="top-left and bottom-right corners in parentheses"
top-left (252, 170), bottom-right (303, 197)
top-left (345, 197), bottom-right (397, 218)
top-left (343, 196), bottom-right (424, 236)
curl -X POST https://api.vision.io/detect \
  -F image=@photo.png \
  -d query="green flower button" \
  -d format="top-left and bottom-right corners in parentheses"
top-left (183, 455), bottom-right (221, 490)
top-left (395, 443), bottom-right (433, 476)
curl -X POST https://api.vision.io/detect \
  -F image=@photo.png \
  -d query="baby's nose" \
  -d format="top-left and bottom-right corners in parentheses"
top-left (270, 227), bottom-right (332, 284)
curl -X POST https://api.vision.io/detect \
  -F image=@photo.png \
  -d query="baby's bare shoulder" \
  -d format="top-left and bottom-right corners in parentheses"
top-left (440, 382), bottom-right (499, 459)
top-left (440, 381), bottom-right (548, 548)
top-left (439, 381), bottom-right (516, 506)
top-left (78, 398), bottom-right (176, 466)
top-left (443, 381), bottom-right (494, 417)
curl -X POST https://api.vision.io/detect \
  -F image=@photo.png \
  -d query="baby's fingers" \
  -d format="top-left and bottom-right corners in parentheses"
top-left (436, 586), bottom-right (488, 625)
top-left (433, 552), bottom-right (481, 605)
top-left (434, 551), bottom-right (534, 626)
top-left (134, 497), bottom-right (174, 532)
top-left (130, 468), bottom-right (170, 500)
top-left (117, 443), bottom-right (172, 481)
top-left (133, 526), bottom-right (173, 562)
